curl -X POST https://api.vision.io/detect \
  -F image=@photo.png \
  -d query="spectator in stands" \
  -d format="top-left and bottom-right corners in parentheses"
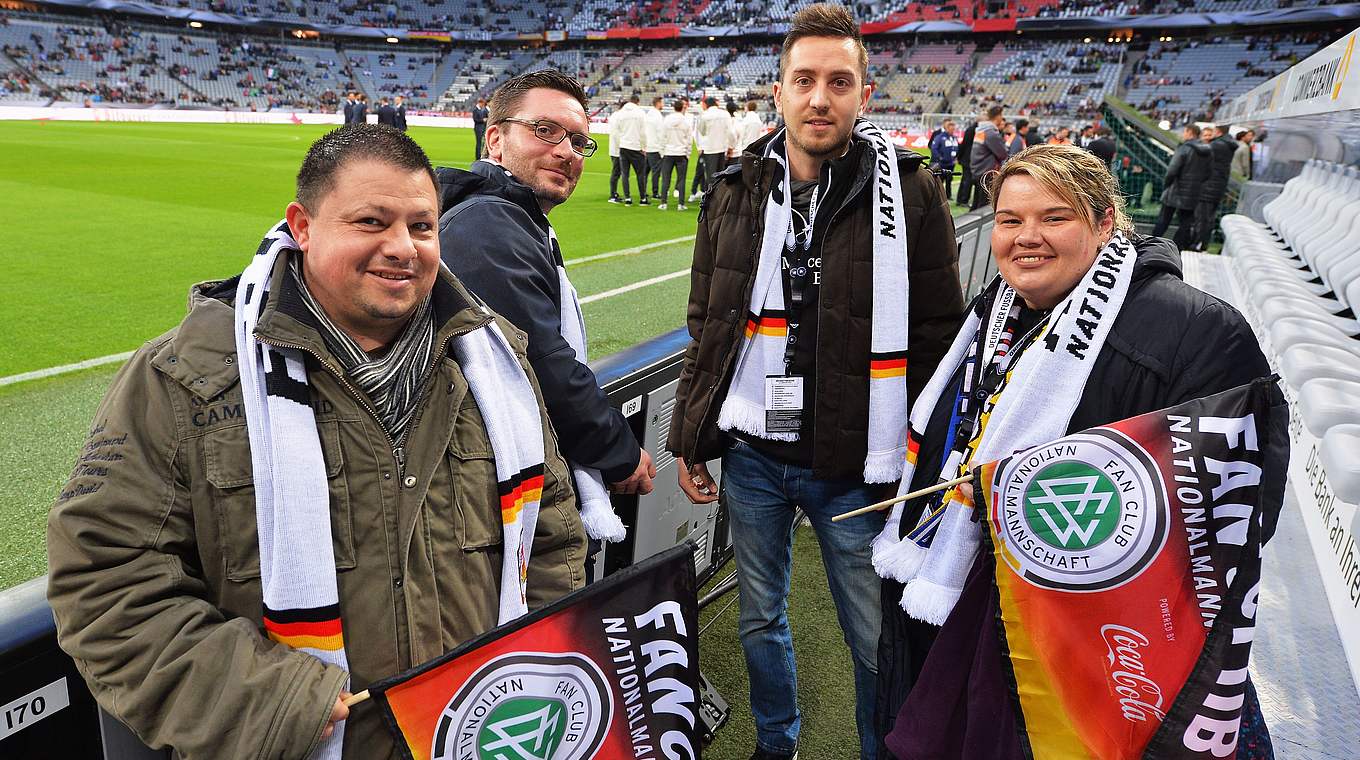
top-left (929, 117), bottom-right (959, 199)
top-left (880, 142), bottom-right (1276, 760)
top-left (658, 97), bottom-right (693, 210)
top-left (1233, 128), bottom-right (1254, 180)
top-left (393, 95), bottom-right (407, 132)
top-left (1087, 125), bottom-right (1116, 166)
top-left (1196, 124), bottom-right (1237, 251)
top-left (1152, 124), bottom-right (1212, 251)
top-left (955, 112), bottom-right (980, 206)
top-left (47, 124), bottom-right (585, 760)
top-left (693, 95), bottom-right (733, 202)
top-left (471, 96), bottom-right (488, 159)
top-left (437, 70), bottom-right (654, 561)
top-left (668, 7), bottom-right (963, 759)
top-left (970, 104), bottom-right (1007, 210)
top-left (644, 95), bottom-right (666, 202)
top-left (376, 96), bottom-right (397, 127)
top-left (614, 94), bottom-right (648, 205)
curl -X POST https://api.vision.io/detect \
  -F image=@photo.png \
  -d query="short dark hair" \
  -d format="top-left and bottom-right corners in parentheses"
top-left (746, 100), bottom-right (758, 111)
top-left (296, 124), bottom-right (436, 211)
top-left (986, 105), bottom-right (1004, 120)
top-left (779, 3), bottom-right (867, 83)
top-left (487, 69), bottom-right (588, 127)
top-left (1015, 118), bottom-right (1029, 131)
top-left (672, 98), bottom-right (685, 111)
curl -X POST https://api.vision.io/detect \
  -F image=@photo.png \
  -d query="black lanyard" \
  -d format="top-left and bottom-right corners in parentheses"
top-left (781, 182), bottom-right (821, 370)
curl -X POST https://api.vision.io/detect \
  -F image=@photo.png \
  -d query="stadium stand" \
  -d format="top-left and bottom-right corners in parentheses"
top-left (1127, 33), bottom-right (1323, 124)
top-left (0, 3), bottom-right (1340, 127)
top-left (1220, 160), bottom-right (1360, 507)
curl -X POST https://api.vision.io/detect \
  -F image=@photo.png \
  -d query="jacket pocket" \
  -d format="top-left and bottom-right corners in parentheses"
top-left (204, 421), bottom-right (356, 581)
top-left (447, 399), bottom-right (505, 551)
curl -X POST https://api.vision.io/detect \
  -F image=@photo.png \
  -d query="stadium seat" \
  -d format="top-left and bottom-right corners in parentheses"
top-left (1319, 424), bottom-right (1360, 507)
top-left (1277, 343), bottom-right (1360, 389)
top-left (1298, 378), bottom-right (1360, 438)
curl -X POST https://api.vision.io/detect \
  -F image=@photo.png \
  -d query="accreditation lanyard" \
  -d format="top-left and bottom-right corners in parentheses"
top-left (781, 182), bottom-right (822, 371)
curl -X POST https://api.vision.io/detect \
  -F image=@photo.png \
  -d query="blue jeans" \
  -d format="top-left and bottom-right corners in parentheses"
top-left (722, 440), bottom-right (885, 758)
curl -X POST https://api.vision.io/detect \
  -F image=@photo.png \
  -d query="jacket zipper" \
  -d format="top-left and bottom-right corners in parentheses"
top-left (690, 157), bottom-right (767, 464)
top-left (257, 314), bottom-right (492, 478)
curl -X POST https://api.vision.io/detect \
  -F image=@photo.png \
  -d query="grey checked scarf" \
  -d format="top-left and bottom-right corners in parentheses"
top-left (289, 256), bottom-right (434, 443)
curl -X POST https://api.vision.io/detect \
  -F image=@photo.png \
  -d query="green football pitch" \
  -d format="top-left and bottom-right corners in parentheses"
top-left (0, 120), bottom-right (960, 758)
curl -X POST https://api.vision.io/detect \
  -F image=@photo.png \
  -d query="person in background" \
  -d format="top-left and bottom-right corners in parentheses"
top-left (733, 100), bottom-right (766, 157)
top-left (969, 105), bottom-right (1007, 210)
top-left (955, 111), bottom-right (980, 206)
top-left (376, 97), bottom-right (396, 128)
top-left (644, 95), bottom-right (666, 202)
top-left (1116, 154), bottom-right (1148, 209)
top-left (669, 6), bottom-right (964, 757)
top-left (607, 101), bottom-right (624, 203)
top-left (1005, 120), bottom-right (1024, 156)
top-left (614, 94), bottom-right (648, 206)
top-left (471, 96), bottom-right (489, 158)
top-left (1047, 126), bottom-right (1072, 145)
top-left (393, 95), bottom-right (407, 132)
top-left (1087, 125), bottom-right (1116, 166)
top-left (1233, 128), bottom-right (1255, 180)
top-left (693, 95), bottom-right (733, 202)
top-left (1196, 124), bottom-right (1237, 251)
top-left (1152, 124), bottom-right (1212, 251)
top-left (929, 117), bottom-right (959, 199)
top-left (658, 97), bottom-right (693, 211)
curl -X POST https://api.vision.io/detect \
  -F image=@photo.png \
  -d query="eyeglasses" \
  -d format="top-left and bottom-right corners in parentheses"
top-left (497, 118), bottom-right (598, 157)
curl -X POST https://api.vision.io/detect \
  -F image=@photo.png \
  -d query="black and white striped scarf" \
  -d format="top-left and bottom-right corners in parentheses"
top-left (236, 221), bottom-right (548, 758)
top-left (288, 256), bottom-right (434, 443)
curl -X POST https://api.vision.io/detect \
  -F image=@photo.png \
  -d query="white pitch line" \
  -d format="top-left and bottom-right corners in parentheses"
top-left (580, 269), bottom-right (689, 304)
top-left (0, 351), bottom-right (134, 388)
top-left (1, 240), bottom-right (696, 389)
top-left (565, 235), bottom-right (695, 267)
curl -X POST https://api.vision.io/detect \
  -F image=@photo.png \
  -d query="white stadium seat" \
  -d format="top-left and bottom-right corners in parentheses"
top-left (1320, 424), bottom-right (1360, 507)
top-left (1298, 378), bottom-right (1360, 438)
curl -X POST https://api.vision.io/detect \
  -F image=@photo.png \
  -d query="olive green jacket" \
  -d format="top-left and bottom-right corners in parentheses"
top-left (46, 254), bottom-right (587, 759)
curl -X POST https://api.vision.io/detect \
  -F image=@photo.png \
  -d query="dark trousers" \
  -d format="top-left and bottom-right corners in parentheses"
top-left (1153, 204), bottom-right (1198, 250)
top-left (694, 151), bottom-right (724, 196)
top-left (956, 167), bottom-right (974, 206)
top-left (938, 166), bottom-right (954, 200)
top-left (970, 178), bottom-right (990, 210)
top-left (473, 124), bottom-right (486, 161)
top-left (659, 155), bottom-right (688, 203)
top-left (609, 155), bottom-right (621, 199)
top-left (620, 148), bottom-right (647, 201)
top-left (1195, 198), bottom-right (1221, 251)
top-left (646, 151), bottom-right (662, 197)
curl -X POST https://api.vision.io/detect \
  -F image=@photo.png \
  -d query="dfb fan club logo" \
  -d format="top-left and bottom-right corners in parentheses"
top-left (432, 652), bottom-right (612, 760)
top-left (993, 430), bottom-right (1169, 592)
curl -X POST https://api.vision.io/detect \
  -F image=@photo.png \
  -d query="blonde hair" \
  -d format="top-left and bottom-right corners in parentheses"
top-left (986, 144), bottom-right (1134, 235)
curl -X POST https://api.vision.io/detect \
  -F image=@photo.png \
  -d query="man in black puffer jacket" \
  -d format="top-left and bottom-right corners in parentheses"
top-left (1195, 124), bottom-right (1240, 251)
top-left (1152, 124), bottom-right (1212, 251)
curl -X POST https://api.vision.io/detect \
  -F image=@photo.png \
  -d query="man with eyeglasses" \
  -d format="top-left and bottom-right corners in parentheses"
top-left (437, 70), bottom-right (655, 568)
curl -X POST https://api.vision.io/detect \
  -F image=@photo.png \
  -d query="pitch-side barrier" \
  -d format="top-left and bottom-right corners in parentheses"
top-left (0, 208), bottom-right (998, 758)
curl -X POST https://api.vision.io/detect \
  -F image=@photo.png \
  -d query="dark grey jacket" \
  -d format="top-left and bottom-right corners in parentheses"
top-left (436, 162), bottom-right (642, 483)
top-left (970, 121), bottom-right (1008, 178)
top-left (1160, 140), bottom-right (1212, 210)
top-left (1200, 133), bottom-right (1238, 203)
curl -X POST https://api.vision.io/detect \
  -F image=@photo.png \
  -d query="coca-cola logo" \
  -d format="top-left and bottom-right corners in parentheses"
top-left (1100, 624), bottom-right (1166, 723)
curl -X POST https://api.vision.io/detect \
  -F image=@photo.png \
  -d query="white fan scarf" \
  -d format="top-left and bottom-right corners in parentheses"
top-left (872, 231), bottom-right (1139, 623)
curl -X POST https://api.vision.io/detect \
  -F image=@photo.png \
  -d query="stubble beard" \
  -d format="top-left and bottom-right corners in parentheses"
top-left (787, 118), bottom-right (854, 165)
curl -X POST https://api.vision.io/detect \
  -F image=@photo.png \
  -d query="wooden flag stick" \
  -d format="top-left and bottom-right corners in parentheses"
top-left (830, 473), bottom-right (974, 523)
top-left (343, 690), bottom-right (371, 708)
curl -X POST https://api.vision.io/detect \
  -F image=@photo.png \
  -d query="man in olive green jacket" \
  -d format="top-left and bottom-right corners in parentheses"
top-left (46, 125), bottom-right (586, 759)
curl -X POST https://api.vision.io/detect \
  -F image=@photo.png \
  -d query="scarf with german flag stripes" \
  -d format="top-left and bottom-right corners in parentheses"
top-left (235, 221), bottom-right (545, 759)
top-left (717, 118), bottom-right (911, 483)
top-left (871, 231), bottom-right (1138, 624)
